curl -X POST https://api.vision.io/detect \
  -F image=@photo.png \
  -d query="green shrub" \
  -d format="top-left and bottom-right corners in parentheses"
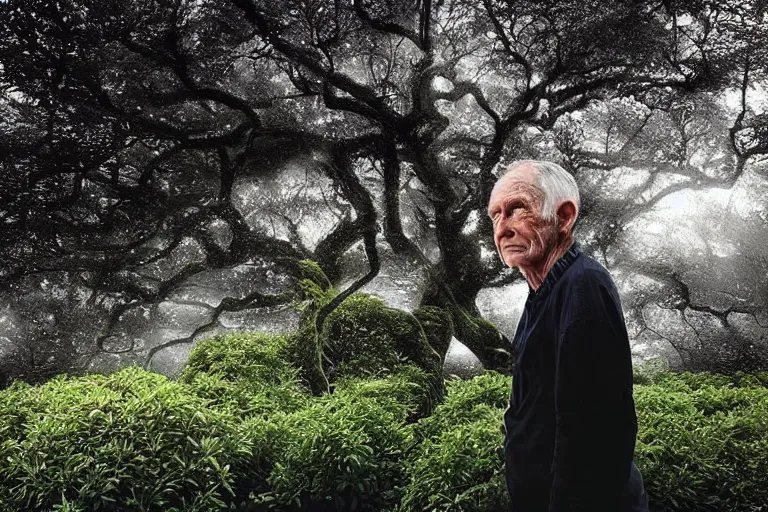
top-left (180, 332), bottom-right (300, 387)
top-left (0, 379), bottom-right (36, 442)
top-left (228, 416), bottom-right (288, 510)
top-left (179, 331), bottom-right (317, 410)
top-left (398, 405), bottom-right (509, 512)
top-left (632, 356), bottom-right (670, 385)
top-left (655, 371), bottom-right (734, 390)
top-left (396, 372), bottom-right (510, 511)
top-left (0, 366), bottom-right (253, 511)
top-left (334, 363), bottom-right (440, 425)
top-left (732, 370), bottom-right (768, 388)
top-left (412, 371), bottom-right (510, 443)
top-left (653, 370), bottom-right (768, 391)
top-left (183, 371), bottom-right (309, 419)
top-left (635, 383), bottom-right (768, 512)
top-left (255, 385), bottom-right (412, 511)
top-left (5, 320), bottom-right (767, 512)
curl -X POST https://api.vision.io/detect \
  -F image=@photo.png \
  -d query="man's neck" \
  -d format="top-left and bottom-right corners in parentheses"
top-left (522, 235), bottom-right (574, 291)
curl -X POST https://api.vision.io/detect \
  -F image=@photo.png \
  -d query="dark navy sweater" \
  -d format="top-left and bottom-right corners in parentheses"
top-left (502, 242), bottom-right (643, 512)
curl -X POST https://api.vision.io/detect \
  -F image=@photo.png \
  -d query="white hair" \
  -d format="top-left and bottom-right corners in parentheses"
top-left (502, 159), bottom-right (580, 222)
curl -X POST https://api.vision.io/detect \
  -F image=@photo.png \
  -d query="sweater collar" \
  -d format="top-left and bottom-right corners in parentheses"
top-left (527, 241), bottom-right (582, 302)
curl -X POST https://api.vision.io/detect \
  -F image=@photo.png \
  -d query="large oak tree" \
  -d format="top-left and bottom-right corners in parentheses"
top-left (1, 0), bottom-right (766, 380)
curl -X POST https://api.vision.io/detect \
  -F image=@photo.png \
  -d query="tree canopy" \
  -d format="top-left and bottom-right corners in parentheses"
top-left (1, 0), bottom-right (767, 380)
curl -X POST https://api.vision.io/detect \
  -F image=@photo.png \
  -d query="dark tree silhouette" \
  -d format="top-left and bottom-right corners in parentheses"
top-left (1, 0), bottom-right (767, 380)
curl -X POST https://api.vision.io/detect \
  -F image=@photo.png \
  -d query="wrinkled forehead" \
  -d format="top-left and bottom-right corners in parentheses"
top-left (488, 169), bottom-right (542, 211)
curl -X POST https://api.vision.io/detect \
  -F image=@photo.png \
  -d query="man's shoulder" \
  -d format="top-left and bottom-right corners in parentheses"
top-left (553, 252), bottom-right (622, 311)
top-left (555, 253), bottom-right (623, 327)
top-left (563, 252), bottom-right (614, 288)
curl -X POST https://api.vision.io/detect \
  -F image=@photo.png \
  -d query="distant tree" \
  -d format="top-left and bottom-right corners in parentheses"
top-left (1, 0), bottom-right (767, 378)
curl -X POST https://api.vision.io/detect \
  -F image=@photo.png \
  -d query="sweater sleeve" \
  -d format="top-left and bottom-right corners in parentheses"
top-left (548, 271), bottom-right (636, 512)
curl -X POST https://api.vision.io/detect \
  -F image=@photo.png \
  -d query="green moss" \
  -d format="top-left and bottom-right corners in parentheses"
top-left (320, 293), bottom-right (443, 409)
top-left (450, 307), bottom-right (512, 374)
top-left (285, 324), bottom-right (330, 396)
top-left (298, 259), bottom-right (331, 292)
top-left (413, 306), bottom-right (454, 363)
top-left (284, 262), bottom-right (338, 396)
top-left (296, 277), bottom-right (336, 319)
top-left (292, 260), bottom-right (335, 320)
top-left (321, 294), bottom-right (398, 378)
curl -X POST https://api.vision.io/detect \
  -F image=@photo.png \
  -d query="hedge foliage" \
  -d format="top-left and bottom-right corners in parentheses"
top-left (409, 371), bottom-right (509, 444)
top-left (179, 332), bottom-right (311, 418)
top-left (634, 375), bottom-right (768, 512)
top-left (0, 367), bottom-right (252, 511)
top-left (1, 326), bottom-right (767, 512)
top-left (394, 371), bottom-right (510, 511)
top-left (0, 358), bottom-right (432, 511)
top-left (248, 365), bottom-right (434, 511)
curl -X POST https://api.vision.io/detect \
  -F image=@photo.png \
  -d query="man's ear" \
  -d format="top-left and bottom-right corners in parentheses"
top-left (556, 200), bottom-right (578, 233)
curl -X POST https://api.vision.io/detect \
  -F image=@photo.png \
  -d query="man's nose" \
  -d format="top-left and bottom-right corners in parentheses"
top-left (495, 223), bottom-right (515, 264)
top-left (495, 220), bottom-right (516, 240)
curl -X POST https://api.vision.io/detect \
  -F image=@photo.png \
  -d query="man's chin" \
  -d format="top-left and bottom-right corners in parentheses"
top-left (504, 252), bottom-right (528, 267)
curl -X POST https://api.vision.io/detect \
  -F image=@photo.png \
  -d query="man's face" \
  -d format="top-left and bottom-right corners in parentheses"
top-left (487, 166), bottom-right (558, 269)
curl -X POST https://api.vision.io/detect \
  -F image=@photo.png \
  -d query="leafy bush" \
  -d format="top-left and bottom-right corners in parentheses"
top-left (180, 332), bottom-right (300, 387)
top-left (255, 382), bottom-right (413, 511)
top-left (412, 371), bottom-right (510, 443)
top-left (179, 332), bottom-right (313, 417)
top-left (653, 369), bottom-right (768, 391)
top-left (0, 366), bottom-right (254, 511)
top-left (635, 383), bottom-right (768, 512)
top-left (228, 416), bottom-right (287, 510)
top-left (4, 329), bottom-right (768, 512)
top-left (332, 364), bottom-right (437, 422)
top-left (399, 369), bottom-right (768, 512)
top-left (398, 405), bottom-right (509, 512)
top-left (182, 370), bottom-right (309, 419)
top-left (655, 371), bottom-right (734, 390)
top-left (732, 370), bottom-right (768, 388)
top-left (396, 372), bottom-right (510, 511)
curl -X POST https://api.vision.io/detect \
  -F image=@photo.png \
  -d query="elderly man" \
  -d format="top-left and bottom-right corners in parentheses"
top-left (487, 160), bottom-right (649, 512)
